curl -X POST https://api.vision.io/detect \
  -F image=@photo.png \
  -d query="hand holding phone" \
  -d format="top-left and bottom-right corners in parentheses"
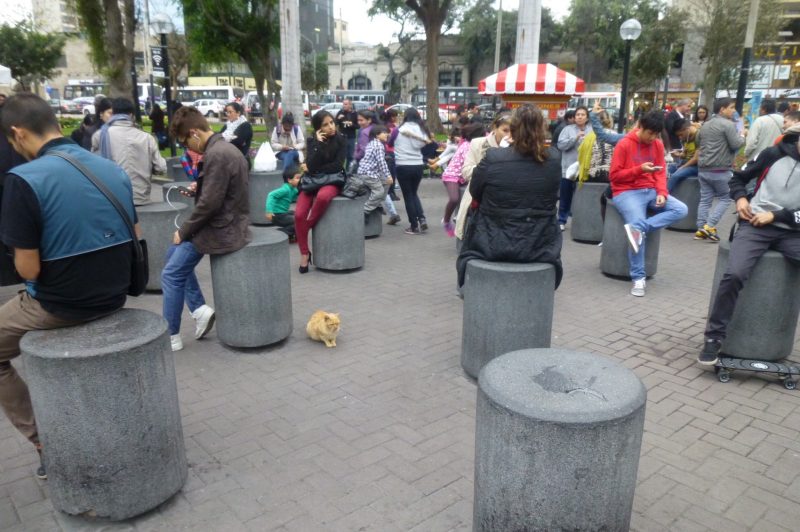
top-left (177, 185), bottom-right (195, 197)
top-left (652, 166), bottom-right (663, 171)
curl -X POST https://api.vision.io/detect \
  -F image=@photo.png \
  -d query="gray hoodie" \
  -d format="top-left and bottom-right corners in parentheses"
top-left (696, 114), bottom-right (744, 170)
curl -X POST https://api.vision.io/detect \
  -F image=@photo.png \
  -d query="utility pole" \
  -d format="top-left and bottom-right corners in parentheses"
top-left (736, 0), bottom-right (760, 114)
top-left (339, 8), bottom-right (344, 90)
top-left (280, 0), bottom-right (304, 127)
top-left (515, 0), bottom-right (541, 65)
top-left (494, 0), bottom-right (503, 72)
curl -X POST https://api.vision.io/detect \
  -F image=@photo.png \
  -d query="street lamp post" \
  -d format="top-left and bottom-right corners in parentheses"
top-left (151, 13), bottom-right (175, 156)
top-left (618, 18), bottom-right (642, 133)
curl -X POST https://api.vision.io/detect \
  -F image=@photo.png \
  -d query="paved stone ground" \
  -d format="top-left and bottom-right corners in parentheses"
top-left (1, 179), bottom-right (799, 531)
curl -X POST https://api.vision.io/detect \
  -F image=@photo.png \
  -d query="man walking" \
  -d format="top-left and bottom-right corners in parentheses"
top-left (92, 97), bottom-right (166, 205)
top-left (744, 99), bottom-right (784, 160)
top-left (0, 93), bottom-right (137, 479)
top-left (609, 110), bottom-right (688, 297)
top-left (163, 106), bottom-right (250, 351)
top-left (698, 125), bottom-right (800, 365)
top-left (695, 98), bottom-right (746, 242)
top-left (335, 99), bottom-right (358, 169)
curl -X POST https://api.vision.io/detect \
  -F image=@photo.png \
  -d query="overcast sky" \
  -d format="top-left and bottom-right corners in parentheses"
top-left (334, 0), bottom-right (570, 46)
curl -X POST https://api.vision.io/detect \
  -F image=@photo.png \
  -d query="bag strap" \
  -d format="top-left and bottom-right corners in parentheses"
top-left (48, 151), bottom-right (141, 256)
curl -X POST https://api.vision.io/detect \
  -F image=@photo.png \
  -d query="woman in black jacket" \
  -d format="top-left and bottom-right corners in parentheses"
top-left (220, 102), bottom-right (253, 165)
top-left (456, 104), bottom-right (563, 288)
top-left (294, 110), bottom-right (347, 273)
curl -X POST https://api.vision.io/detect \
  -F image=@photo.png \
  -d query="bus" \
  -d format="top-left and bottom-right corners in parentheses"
top-left (409, 87), bottom-right (490, 111)
top-left (63, 80), bottom-right (108, 100)
top-left (173, 85), bottom-right (245, 104)
top-left (568, 91), bottom-right (621, 116)
top-left (331, 90), bottom-right (387, 108)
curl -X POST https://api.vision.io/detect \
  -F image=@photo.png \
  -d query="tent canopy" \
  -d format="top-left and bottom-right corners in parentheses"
top-left (479, 63), bottom-right (585, 96)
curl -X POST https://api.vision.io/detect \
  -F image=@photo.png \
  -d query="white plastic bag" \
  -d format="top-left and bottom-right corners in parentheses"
top-left (566, 161), bottom-right (580, 181)
top-left (253, 143), bottom-right (277, 172)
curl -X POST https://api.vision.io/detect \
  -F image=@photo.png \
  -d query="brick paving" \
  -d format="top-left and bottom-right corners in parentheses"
top-left (0, 179), bottom-right (799, 531)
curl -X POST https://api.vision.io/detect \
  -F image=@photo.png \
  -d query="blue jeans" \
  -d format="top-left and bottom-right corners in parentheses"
top-left (697, 169), bottom-right (733, 229)
top-left (162, 241), bottom-right (206, 335)
top-left (276, 149), bottom-right (300, 170)
top-left (558, 178), bottom-right (577, 225)
top-left (613, 188), bottom-right (688, 280)
top-left (667, 165), bottom-right (698, 193)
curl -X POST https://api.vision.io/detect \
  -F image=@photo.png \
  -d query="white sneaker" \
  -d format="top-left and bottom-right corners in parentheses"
top-left (624, 224), bottom-right (644, 254)
top-left (170, 334), bottom-right (184, 352)
top-left (192, 305), bottom-right (215, 339)
top-left (631, 278), bottom-right (646, 297)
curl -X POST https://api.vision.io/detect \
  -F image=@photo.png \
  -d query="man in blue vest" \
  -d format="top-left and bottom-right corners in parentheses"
top-left (0, 93), bottom-right (137, 480)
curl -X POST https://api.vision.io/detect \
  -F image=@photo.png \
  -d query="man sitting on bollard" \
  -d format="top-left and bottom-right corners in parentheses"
top-left (162, 106), bottom-right (250, 352)
top-left (609, 110), bottom-right (688, 297)
top-left (0, 93), bottom-right (138, 480)
top-left (698, 124), bottom-right (800, 365)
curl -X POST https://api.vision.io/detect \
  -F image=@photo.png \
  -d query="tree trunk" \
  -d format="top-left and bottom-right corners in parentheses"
top-left (103, 0), bottom-right (132, 97)
top-left (279, 0), bottom-right (304, 129)
top-left (425, 26), bottom-right (443, 134)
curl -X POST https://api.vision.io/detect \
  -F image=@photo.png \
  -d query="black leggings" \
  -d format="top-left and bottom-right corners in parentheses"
top-left (397, 165), bottom-right (425, 229)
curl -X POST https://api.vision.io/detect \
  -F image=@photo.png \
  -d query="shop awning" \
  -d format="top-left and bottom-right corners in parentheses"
top-left (479, 63), bottom-right (585, 96)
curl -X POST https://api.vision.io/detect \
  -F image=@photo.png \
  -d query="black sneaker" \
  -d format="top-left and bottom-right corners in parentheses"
top-left (419, 218), bottom-right (428, 231)
top-left (697, 339), bottom-right (721, 366)
top-left (36, 450), bottom-right (46, 480)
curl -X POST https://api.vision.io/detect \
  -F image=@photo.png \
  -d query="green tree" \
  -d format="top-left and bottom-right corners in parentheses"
top-left (563, 0), bottom-right (662, 84)
top-left (686, 0), bottom-right (782, 106)
top-left (370, 0), bottom-right (464, 133)
top-left (73, 0), bottom-right (137, 97)
top-left (300, 43), bottom-right (329, 93)
top-left (0, 22), bottom-right (66, 91)
top-left (182, 0), bottom-right (281, 127)
top-left (629, 7), bottom-right (687, 95)
top-left (375, 17), bottom-right (425, 104)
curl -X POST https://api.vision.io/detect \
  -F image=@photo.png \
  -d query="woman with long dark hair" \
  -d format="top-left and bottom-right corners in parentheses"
top-left (391, 107), bottom-right (431, 234)
top-left (456, 104), bottom-right (563, 288)
top-left (220, 102), bottom-right (253, 164)
top-left (294, 110), bottom-right (347, 273)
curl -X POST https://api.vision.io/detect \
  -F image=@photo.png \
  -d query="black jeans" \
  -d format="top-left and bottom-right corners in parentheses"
top-left (396, 165), bottom-right (425, 229)
top-left (706, 222), bottom-right (800, 340)
top-left (272, 212), bottom-right (295, 237)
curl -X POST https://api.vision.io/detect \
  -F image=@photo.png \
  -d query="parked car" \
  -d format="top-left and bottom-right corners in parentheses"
top-left (311, 102), bottom-right (343, 117)
top-left (477, 103), bottom-right (498, 122)
top-left (245, 92), bottom-right (263, 119)
top-left (190, 99), bottom-right (227, 117)
top-left (71, 96), bottom-right (99, 116)
top-left (58, 99), bottom-right (81, 114)
top-left (416, 105), bottom-right (450, 124)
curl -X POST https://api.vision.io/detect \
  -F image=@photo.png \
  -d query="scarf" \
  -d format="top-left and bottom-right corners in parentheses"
top-left (222, 115), bottom-right (248, 142)
top-left (577, 130), bottom-right (597, 185)
top-left (98, 114), bottom-right (130, 160)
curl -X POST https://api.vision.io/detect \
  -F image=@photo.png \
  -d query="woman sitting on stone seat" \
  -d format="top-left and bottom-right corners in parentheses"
top-left (456, 104), bottom-right (563, 289)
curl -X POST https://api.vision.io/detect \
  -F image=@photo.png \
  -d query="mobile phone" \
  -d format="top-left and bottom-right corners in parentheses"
top-left (177, 185), bottom-right (195, 197)
top-left (652, 166), bottom-right (663, 171)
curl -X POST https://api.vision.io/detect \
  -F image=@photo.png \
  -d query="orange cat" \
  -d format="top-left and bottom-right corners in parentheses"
top-left (306, 310), bottom-right (340, 347)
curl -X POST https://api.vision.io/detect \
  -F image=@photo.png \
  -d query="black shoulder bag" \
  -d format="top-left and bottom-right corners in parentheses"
top-left (49, 151), bottom-right (148, 296)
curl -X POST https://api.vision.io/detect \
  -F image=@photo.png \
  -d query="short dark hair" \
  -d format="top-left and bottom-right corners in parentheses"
top-left (95, 97), bottom-right (112, 120)
top-left (0, 93), bottom-right (60, 137)
top-left (111, 97), bottom-right (135, 115)
top-left (226, 101), bottom-right (244, 115)
top-left (282, 164), bottom-right (300, 182)
top-left (639, 110), bottom-right (665, 133)
top-left (672, 118), bottom-right (692, 135)
top-left (564, 109), bottom-right (576, 121)
top-left (460, 122), bottom-right (486, 141)
top-left (761, 99), bottom-right (777, 114)
top-left (778, 101), bottom-right (791, 113)
top-left (467, 102), bottom-right (478, 110)
top-left (170, 106), bottom-right (211, 139)
top-left (369, 124), bottom-right (388, 139)
top-left (713, 98), bottom-right (734, 114)
top-left (281, 112), bottom-right (295, 125)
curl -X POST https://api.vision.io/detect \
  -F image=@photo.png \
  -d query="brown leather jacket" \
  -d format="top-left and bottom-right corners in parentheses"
top-left (178, 134), bottom-right (251, 254)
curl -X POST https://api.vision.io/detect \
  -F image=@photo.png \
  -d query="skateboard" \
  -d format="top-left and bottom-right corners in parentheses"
top-left (714, 356), bottom-right (800, 390)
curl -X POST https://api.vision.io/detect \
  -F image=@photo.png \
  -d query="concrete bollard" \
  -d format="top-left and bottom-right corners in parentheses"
top-left (249, 168), bottom-right (285, 226)
top-left (364, 208), bottom-right (382, 238)
top-left (708, 237), bottom-right (800, 361)
top-left (475, 348), bottom-right (646, 532)
top-left (668, 176), bottom-right (700, 232)
top-left (21, 309), bottom-right (187, 521)
top-left (211, 228), bottom-right (292, 347)
top-left (570, 181), bottom-right (608, 244)
top-left (165, 157), bottom-right (184, 181)
top-left (600, 200), bottom-right (661, 279)
top-left (311, 196), bottom-right (365, 271)
top-left (162, 181), bottom-right (195, 209)
top-left (136, 202), bottom-right (189, 292)
top-left (461, 260), bottom-right (555, 379)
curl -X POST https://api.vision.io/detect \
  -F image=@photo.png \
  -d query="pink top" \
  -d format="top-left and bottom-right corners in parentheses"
top-left (441, 139), bottom-right (470, 183)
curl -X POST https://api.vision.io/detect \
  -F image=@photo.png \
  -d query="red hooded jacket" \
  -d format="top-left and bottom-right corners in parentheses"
top-left (609, 130), bottom-right (668, 198)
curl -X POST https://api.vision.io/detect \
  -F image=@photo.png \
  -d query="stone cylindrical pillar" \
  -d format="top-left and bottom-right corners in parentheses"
top-left (475, 348), bottom-right (646, 532)
top-left (311, 196), bottom-right (365, 271)
top-left (165, 156), bottom-right (184, 181)
top-left (570, 181), bottom-right (608, 243)
top-left (211, 228), bottom-right (292, 347)
top-left (667, 176), bottom-right (700, 232)
top-left (364, 208), bottom-right (382, 238)
top-left (249, 169), bottom-right (285, 226)
top-left (21, 309), bottom-right (187, 521)
top-left (461, 260), bottom-right (555, 379)
top-left (161, 181), bottom-right (195, 208)
top-left (600, 200), bottom-right (661, 279)
top-left (708, 237), bottom-right (800, 361)
top-left (136, 202), bottom-right (188, 292)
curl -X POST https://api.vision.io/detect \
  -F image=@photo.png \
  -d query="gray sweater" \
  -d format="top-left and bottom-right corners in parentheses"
top-left (696, 115), bottom-right (744, 170)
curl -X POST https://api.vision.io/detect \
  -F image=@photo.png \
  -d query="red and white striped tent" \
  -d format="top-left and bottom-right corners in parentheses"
top-left (479, 63), bottom-right (585, 96)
